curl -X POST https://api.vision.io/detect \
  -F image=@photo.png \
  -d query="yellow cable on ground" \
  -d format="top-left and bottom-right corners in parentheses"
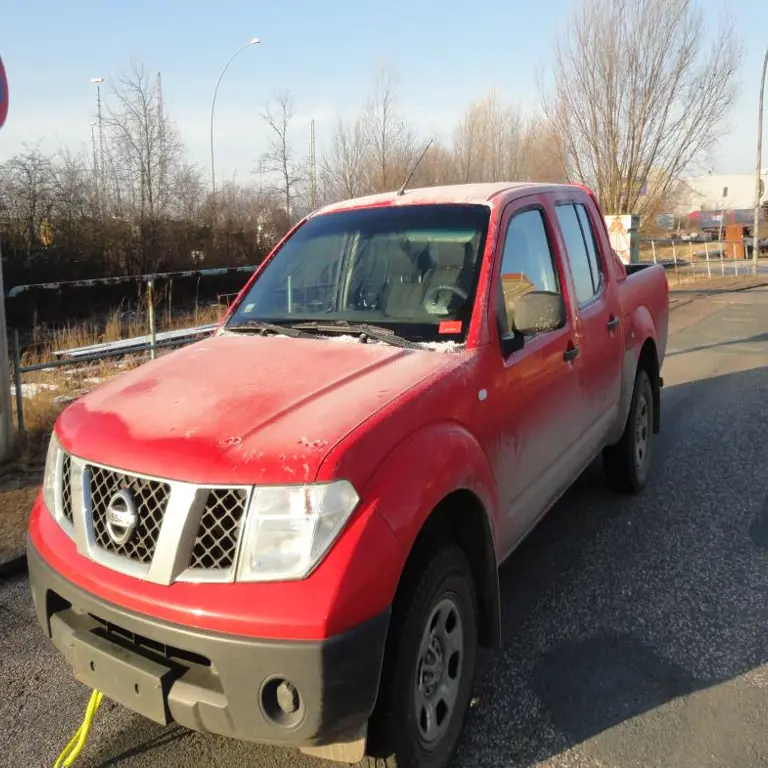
top-left (53, 689), bottom-right (104, 767)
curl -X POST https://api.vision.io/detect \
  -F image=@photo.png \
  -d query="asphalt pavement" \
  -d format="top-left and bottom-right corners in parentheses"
top-left (4, 288), bottom-right (768, 767)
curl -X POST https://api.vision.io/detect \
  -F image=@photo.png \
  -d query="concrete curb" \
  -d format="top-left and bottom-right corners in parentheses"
top-left (0, 551), bottom-right (27, 580)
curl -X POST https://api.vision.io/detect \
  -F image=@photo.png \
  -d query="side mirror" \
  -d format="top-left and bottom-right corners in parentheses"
top-left (513, 291), bottom-right (566, 336)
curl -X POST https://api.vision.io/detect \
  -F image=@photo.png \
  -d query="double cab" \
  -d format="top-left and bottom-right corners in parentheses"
top-left (28, 182), bottom-right (669, 768)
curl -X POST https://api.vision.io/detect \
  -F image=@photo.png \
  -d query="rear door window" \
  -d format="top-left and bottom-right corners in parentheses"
top-left (554, 204), bottom-right (598, 306)
top-left (575, 204), bottom-right (604, 294)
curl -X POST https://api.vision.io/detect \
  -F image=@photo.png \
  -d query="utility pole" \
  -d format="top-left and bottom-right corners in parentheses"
top-left (309, 119), bottom-right (317, 210)
top-left (90, 122), bottom-right (99, 210)
top-left (91, 78), bottom-right (106, 205)
top-left (0, 55), bottom-right (14, 459)
top-left (753, 42), bottom-right (768, 275)
top-left (718, 186), bottom-right (727, 245)
top-left (157, 72), bottom-right (166, 206)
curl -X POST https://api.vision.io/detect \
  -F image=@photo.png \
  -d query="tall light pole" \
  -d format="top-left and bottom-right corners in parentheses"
top-left (210, 37), bottom-right (260, 196)
top-left (90, 121), bottom-right (100, 216)
top-left (753, 42), bottom-right (768, 275)
top-left (91, 77), bottom-right (105, 203)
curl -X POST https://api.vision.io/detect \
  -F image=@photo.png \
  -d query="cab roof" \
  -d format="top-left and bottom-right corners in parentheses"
top-left (313, 182), bottom-right (572, 216)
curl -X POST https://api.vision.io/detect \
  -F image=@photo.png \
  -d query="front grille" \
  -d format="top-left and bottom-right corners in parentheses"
top-left (59, 450), bottom-right (250, 581)
top-left (61, 453), bottom-right (73, 523)
top-left (189, 488), bottom-right (248, 570)
top-left (89, 466), bottom-right (171, 563)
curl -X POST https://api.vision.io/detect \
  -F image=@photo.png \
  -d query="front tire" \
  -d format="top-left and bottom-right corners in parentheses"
top-left (365, 545), bottom-right (479, 768)
top-left (603, 367), bottom-right (654, 494)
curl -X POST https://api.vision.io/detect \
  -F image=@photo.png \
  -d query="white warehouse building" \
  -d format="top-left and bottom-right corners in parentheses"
top-left (676, 171), bottom-right (767, 214)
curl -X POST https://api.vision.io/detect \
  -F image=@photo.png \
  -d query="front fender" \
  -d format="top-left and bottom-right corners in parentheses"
top-left (360, 421), bottom-right (499, 557)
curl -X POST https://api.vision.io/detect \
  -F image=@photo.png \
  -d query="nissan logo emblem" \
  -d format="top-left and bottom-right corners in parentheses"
top-left (105, 489), bottom-right (139, 547)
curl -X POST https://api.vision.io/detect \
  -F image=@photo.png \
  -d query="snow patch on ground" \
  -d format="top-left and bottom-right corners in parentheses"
top-left (10, 382), bottom-right (58, 399)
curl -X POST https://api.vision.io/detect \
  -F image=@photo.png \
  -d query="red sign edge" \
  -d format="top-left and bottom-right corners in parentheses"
top-left (0, 55), bottom-right (8, 130)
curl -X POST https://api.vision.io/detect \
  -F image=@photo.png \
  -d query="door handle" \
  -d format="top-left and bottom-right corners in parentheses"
top-left (607, 315), bottom-right (620, 331)
top-left (563, 342), bottom-right (580, 362)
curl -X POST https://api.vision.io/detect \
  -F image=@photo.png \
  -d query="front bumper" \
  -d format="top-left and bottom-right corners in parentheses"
top-left (28, 539), bottom-right (389, 748)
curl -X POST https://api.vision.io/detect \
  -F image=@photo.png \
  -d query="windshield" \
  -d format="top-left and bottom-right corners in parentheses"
top-left (226, 203), bottom-right (491, 343)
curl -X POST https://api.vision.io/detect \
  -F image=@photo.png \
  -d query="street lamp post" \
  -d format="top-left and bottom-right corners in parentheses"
top-left (210, 37), bottom-right (260, 195)
top-left (753, 42), bottom-right (768, 275)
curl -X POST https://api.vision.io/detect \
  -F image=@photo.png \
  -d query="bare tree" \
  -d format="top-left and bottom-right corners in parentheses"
top-left (547, 0), bottom-right (741, 218)
top-left (259, 92), bottom-right (304, 219)
top-left (0, 146), bottom-right (54, 264)
top-left (363, 67), bottom-right (415, 192)
top-left (519, 117), bottom-right (569, 182)
top-left (321, 116), bottom-right (369, 201)
top-left (104, 61), bottom-right (186, 271)
top-left (107, 62), bottom-right (183, 219)
top-left (452, 91), bottom-right (529, 182)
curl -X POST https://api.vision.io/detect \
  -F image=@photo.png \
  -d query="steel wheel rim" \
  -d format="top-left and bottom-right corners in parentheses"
top-left (635, 393), bottom-right (650, 470)
top-left (414, 594), bottom-right (464, 749)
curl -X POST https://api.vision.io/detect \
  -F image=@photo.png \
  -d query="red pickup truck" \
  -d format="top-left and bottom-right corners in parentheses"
top-left (28, 182), bottom-right (668, 768)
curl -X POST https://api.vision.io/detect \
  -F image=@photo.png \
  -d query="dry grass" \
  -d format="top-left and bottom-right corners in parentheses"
top-left (638, 240), bottom-right (745, 263)
top-left (10, 303), bottom-right (226, 467)
top-left (663, 260), bottom-right (759, 289)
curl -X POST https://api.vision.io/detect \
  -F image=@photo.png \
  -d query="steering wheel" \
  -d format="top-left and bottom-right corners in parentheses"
top-left (423, 284), bottom-right (469, 315)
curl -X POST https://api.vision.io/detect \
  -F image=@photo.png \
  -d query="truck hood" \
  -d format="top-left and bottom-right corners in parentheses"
top-left (56, 333), bottom-right (455, 485)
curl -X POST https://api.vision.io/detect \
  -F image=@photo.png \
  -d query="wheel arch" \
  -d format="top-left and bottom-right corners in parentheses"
top-left (393, 488), bottom-right (501, 650)
top-left (637, 337), bottom-right (661, 433)
top-left (607, 334), bottom-right (660, 445)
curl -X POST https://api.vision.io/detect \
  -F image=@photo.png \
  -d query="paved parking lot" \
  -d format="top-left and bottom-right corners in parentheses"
top-left (3, 288), bottom-right (768, 767)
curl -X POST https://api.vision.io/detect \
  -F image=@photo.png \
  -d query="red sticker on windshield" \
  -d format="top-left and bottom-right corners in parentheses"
top-left (438, 320), bottom-right (463, 334)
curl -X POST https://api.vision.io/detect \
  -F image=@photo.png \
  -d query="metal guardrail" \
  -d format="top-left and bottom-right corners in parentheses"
top-left (10, 325), bottom-right (217, 443)
top-left (53, 323), bottom-right (217, 359)
top-left (7, 265), bottom-right (258, 298)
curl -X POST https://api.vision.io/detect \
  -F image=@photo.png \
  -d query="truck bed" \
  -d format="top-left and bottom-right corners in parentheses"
top-left (619, 261), bottom-right (669, 363)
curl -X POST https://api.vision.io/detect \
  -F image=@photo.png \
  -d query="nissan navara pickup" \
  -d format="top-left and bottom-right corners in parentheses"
top-left (28, 182), bottom-right (669, 768)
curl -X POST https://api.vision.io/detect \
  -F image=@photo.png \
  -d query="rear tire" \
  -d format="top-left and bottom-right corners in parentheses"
top-left (363, 545), bottom-right (478, 768)
top-left (603, 367), bottom-right (654, 494)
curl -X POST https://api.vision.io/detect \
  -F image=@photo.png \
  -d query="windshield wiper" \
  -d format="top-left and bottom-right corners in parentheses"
top-left (226, 320), bottom-right (316, 339)
top-left (290, 321), bottom-right (419, 350)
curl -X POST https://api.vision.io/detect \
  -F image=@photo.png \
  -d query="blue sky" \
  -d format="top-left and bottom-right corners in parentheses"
top-left (1, 0), bottom-right (767, 185)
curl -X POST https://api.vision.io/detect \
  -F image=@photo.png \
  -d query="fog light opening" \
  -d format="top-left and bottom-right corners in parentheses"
top-left (260, 677), bottom-right (306, 729)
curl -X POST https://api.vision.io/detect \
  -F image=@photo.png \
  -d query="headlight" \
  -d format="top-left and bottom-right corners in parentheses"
top-left (236, 480), bottom-right (360, 582)
top-left (43, 431), bottom-right (61, 514)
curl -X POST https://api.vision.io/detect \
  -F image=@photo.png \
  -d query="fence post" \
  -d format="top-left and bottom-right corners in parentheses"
top-left (689, 242), bottom-right (696, 278)
top-left (672, 240), bottom-right (679, 283)
top-left (705, 241), bottom-right (711, 279)
top-left (147, 279), bottom-right (157, 360)
top-left (195, 276), bottom-right (201, 326)
top-left (720, 239), bottom-right (725, 276)
top-left (0, 241), bottom-right (15, 460)
top-left (651, 240), bottom-right (657, 263)
top-left (12, 330), bottom-right (25, 444)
